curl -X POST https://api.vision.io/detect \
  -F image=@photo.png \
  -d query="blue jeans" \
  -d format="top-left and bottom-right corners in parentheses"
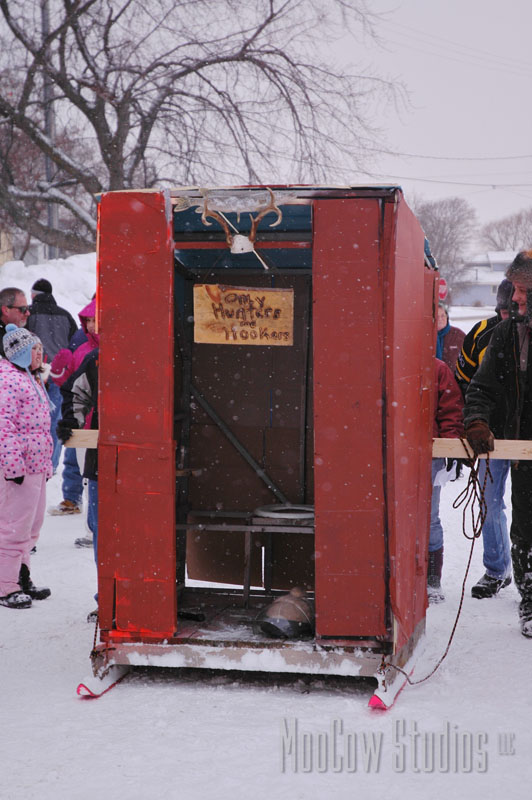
top-left (47, 381), bottom-right (63, 472)
top-left (429, 458), bottom-right (445, 552)
top-left (87, 479), bottom-right (98, 601)
top-left (87, 479), bottom-right (98, 563)
top-left (61, 447), bottom-right (83, 505)
top-left (478, 458), bottom-right (511, 579)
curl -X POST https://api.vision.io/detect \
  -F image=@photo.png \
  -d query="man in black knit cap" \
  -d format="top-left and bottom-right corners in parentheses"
top-left (26, 279), bottom-right (78, 471)
top-left (464, 251), bottom-right (532, 637)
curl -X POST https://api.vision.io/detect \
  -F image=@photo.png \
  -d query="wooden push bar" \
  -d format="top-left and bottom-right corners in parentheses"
top-left (64, 430), bottom-right (99, 448)
top-left (65, 430), bottom-right (532, 460)
top-left (432, 438), bottom-right (532, 460)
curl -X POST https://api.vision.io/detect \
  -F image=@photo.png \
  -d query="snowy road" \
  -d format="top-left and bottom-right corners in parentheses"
top-left (2, 468), bottom-right (530, 800)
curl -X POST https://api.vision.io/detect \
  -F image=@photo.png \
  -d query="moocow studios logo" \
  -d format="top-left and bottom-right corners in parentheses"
top-left (281, 718), bottom-right (516, 774)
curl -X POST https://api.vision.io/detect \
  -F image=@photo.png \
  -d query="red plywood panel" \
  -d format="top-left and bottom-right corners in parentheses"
top-left (314, 387), bottom-right (385, 511)
top-left (98, 445), bottom-right (175, 578)
top-left (314, 512), bottom-right (387, 636)
top-left (97, 190), bottom-right (176, 635)
top-left (98, 191), bottom-right (174, 443)
top-left (313, 198), bottom-right (387, 635)
top-left (98, 449), bottom-right (176, 631)
top-left (115, 443), bottom-right (175, 495)
top-left (381, 197), bottom-right (435, 651)
top-left (99, 492), bottom-right (175, 579)
top-left (114, 578), bottom-right (176, 633)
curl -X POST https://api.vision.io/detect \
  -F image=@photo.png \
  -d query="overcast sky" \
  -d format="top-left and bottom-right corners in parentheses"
top-left (340, 0), bottom-right (532, 229)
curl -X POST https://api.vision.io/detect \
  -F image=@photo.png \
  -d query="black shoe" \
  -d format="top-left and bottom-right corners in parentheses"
top-left (19, 564), bottom-right (51, 601)
top-left (0, 591), bottom-right (32, 609)
top-left (471, 573), bottom-right (511, 599)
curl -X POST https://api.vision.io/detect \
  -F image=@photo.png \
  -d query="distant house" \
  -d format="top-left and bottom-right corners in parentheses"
top-left (0, 230), bottom-right (14, 267)
top-left (0, 229), bottom-right (47, 267)
top-left (452, 251), bottom-right (516, 306)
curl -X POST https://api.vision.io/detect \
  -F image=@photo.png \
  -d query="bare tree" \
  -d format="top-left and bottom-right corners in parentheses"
top-left (0, 74), bottom-right (91, 253)
top-left (480, 207), bottom-right (532, 251)
top-left (0, 0), bottom-right (399, 256)
top-left (411, 196), bottom-right (478, 298)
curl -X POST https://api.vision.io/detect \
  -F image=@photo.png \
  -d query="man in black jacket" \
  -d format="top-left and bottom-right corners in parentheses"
top-left (26, 278), bottom-right (78, 471)
top-left (464, 252), bottom-right (532, 637)
top-left (26, 278), bottom-right (77, 359)
top-left (456, 279), bottom-right (513, 599)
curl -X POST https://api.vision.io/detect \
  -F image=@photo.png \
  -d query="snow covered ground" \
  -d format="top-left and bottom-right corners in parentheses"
top-left (3, 468), bottom-right (528, 800)
top-left (1, 256), bottom-right (530, 799)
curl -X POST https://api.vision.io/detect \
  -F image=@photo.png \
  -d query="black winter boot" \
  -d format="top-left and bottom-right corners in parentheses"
top-left (0, 591), bottom-right (32, 609)
top-left (471, 573), bottom-right (511, 599)
top-left (19, 564), bottom-right (51, 601)
top-left (427, 548), bottom-right (445, 604)
top-left (519, 598), bottom-right (532, 638)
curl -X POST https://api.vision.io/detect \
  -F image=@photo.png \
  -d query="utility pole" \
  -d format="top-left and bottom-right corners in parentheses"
top-left (41, 0), bottom-right (59, 260)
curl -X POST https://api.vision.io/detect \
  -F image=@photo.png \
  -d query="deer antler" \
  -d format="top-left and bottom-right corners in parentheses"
top-left (201, 197), bottom-right (233, 246)
top-left (249, 188), bottom-right (282, 243)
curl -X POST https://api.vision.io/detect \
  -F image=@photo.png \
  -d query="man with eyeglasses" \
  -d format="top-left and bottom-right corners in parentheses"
top-left (0, 287), bottom-right (31, 357)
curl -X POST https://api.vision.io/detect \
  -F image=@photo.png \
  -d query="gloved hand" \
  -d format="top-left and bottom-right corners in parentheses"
top-left (5, 475), bottom-right (24, 485)
top-left (56, 418), bottom-right (78, 444)
top-left (465, 420), bottom-right (495, 455)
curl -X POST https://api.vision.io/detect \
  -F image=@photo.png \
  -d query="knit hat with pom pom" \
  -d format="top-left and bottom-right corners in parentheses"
top-left (2, 323), bottom-right (37, 368)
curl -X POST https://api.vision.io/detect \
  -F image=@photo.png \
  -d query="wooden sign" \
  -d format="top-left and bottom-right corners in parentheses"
top-left (193, 284), bottom-right (294, 346)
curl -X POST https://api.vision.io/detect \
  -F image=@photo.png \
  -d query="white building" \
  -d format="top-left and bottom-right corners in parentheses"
top-left (0, 230), bottom-right (14, 266)
top-left (452, 251), bottom-right (516, 306)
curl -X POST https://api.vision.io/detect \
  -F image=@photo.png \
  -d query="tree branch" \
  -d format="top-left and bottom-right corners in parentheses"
top-left (8, 184), bottom-right (97, 233)
top-left (0, 182), bottom-right (95, 252)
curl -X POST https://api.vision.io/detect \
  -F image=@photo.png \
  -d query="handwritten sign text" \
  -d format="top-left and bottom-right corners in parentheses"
top-left (193, 284), bottom-right (294, 346)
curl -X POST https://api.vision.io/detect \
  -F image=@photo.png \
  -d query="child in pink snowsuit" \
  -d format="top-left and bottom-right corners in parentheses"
top-left (0, 324), bottom-right (53, 609)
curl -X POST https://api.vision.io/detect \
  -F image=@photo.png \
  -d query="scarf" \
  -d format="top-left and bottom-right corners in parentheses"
top-left (26, 368), bottom-right (55, 412)
top-left (436, 322), bottom-right (450, 360)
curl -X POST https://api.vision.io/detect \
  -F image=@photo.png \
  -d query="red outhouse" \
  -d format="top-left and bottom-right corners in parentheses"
top-left (91, 185), bottom-right (438, 706)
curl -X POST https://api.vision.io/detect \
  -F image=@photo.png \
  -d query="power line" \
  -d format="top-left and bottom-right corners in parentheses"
top-left (373, 173), bottom-right (532, 188)
top-left (381, 18), bottom-right (532, 72)
top-left (370, 149), bottom-right (532, 162)
top-left (382, 34), bottom-right (530, 78)
top-left (379, 19), bottom-right (532, 78)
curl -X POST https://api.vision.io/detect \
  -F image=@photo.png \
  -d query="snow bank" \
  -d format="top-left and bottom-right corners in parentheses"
top-left (0, 253), bottom-right (97, 320)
